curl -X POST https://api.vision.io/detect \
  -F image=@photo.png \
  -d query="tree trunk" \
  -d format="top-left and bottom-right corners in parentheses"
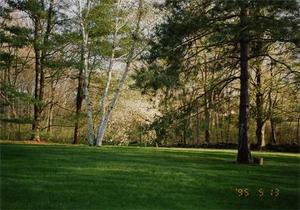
top-left (256, 123), bottom-right (265, 149)
top-left (215, 106), bottom-right (220, 142)
top-left (195, 103), bottom-right (200, 145)
top-left (204, 106), bottom-right (210, 143)
top-left (47, 79), bottom-right (56, 134)
top-left (255, 64), bottom-right (265, 149)
top-left (183, 118), bottom-right (187, 145)
top-left (268, 67), bottom-right (277, 145)
top-left (83, 41), bottom-right (95, 146)
top-left (47, 84), bottom-right (54, 134)
top-left (270, 118), bottom-right (277, 144)
top-left (94, 40), bottom-right (116, 147)
top-left (32, 17), bottom-right (41, 142)
top-left (78, 0), bottom-right (95, 145)
top-left (296, 117), bottom-right (300, 143)
top-left (95, 28), bottom-right (117, 144)
top-left (203, 57), bottom-right (210, 144)
top-left (96, 0), bottom-right (121, 121)
top-left (220, 113), bottom-right (225, 142)
top-left (95, 0), bottom-right (143, 146)
top-left (32, 0), bottom-right (55, 142)
top-left (47, 103), bottom-right (54, 133)
top-left (237, 4), bottom-right (251, 163)
top-left (73, 47), bottom-right (85, 144)
top-left (226, 89), bottom-right (231, 143)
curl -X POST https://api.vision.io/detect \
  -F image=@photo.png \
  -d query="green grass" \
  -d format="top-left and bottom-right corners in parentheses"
top-left (1, 143), bottom-right (300, 210)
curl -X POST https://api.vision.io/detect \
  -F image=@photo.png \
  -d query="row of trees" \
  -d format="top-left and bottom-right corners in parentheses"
top-left (1, 0), bottom-right (158, 145)
top-left (1, 0), bottom-right (300, 163)
top-left (134, 0), bottom-right (300, 163)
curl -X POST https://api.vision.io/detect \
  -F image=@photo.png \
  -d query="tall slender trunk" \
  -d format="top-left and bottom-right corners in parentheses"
top-left (73, 69), bottom-right (84, 144)
top-left (221, 113), bottom-right (225, 141)
top-left (32, 18), bottom-right (41, 141)
top-left (95, 59), bottom-right (132, 146)
top-left (82, 37), bottom-right (94, 146)
top-left (95, 0), bottom-right (143, 146)
top-left (195, 103), bottom-right (200, 145)
top-left (255, 65), bottom-right (265, 149)
top-left (78, 0), bottom-right (94, 145)
top-left (237, 4), bottom-right (251, 163)
top-left (183, 119), bottom-right (187, 145)
top-left (296, 117), bottom-right (300, 143)
top-left (270, 118), bottom-right (277, 144)
top-left (204, 97), bottom-right (210, 143)
top-left (73, 47), bottom-right (85, 144)
top-left (47, 103), bottom-right (54, 133)
top-left (203, 55), bottom-right (210, 143)
top-left (94, 44), bottom-right (115, 146)
top-left (268, 68), bottom-right (277, 145)
top-left (226, 89), bottom-right (231, 143)
top-left (47, 82), bottom-right (55, 133)
top-left (214, 96), bottom-right (220, 142)
top-left (97, 0), bottom-right (121, 121)
top-left (256, 122), bottom-right (265, 149)
top-left (32, 0), bottom-right (54, 141)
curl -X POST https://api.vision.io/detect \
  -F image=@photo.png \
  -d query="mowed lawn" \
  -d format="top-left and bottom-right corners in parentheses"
top-left (1, 143), bottom-right (299, 210)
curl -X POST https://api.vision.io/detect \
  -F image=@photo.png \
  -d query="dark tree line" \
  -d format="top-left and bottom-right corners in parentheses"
top-left (0, 0), bottom-right (299, 163)
top-left (134, 0), bottom-right (299, 163)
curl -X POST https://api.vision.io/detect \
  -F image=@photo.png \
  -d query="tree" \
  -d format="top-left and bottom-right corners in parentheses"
top-left (95, 0), bottom-right (144, 146)
top-left (134, 0), bottom-right (299, 163)
top-left (6, 0), bottom-right (63, 141)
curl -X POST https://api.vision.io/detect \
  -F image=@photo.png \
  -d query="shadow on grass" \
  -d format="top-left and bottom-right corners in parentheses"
top-left (1, 143), bottom-right (299, 210)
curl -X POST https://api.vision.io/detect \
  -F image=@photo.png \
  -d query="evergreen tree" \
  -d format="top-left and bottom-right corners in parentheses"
top-left (135, 0), bottom-right (299, 163)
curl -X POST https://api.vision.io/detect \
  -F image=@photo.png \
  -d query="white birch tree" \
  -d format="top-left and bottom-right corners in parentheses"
top-left (97, 0), bottom-right (122, 124)
top-left (95, 0), bottom-right (144, 146)
top-left (76, 0), bottom-right (95, 145)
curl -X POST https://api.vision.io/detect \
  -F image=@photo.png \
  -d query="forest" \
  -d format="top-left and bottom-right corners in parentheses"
top-left (1, 0), bottom-right (300, 159)
top-left (1, 0), bottom-right (300, 209)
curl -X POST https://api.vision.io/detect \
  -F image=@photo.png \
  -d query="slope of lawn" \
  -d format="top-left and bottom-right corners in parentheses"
top-left (1, 143), bottom-right (299, 210)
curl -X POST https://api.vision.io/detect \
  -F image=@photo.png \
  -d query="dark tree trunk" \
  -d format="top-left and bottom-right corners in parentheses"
top-left (296, 117), bottom-right (300, 143)
top-left (183, 119), bottom-right (187, 145)
top-left (34, 57), bottom-right (45, 140)
top-left (256, 123), bottom-right (265, 148)
top-left (204, 74), bottom-right (210, 143)
top-left (214, 94), bottom-right (220, 142)
top-left (32, 18), bottom-right (41, 142)
top-left (73, 58), bottom-right (84, 144)
top-left (31, 0), bottom-right (54, 142)
top-left (225, 90), bottom-right (231, 143)
top-left (47, 82), bottom-right (55, 133)
top-left (255, 65), bottom-right (265, 149)
top-left (268, 67), bottom-right (277, 145)
top-left (237, 4), bottom-right (251, 164)
top-left (47, 103), bottom-right (53, 133)
top-left (204, 98), bottom-right (210, 143)
top-left (195, 104), bottom-right (200, 145)
top-left (270, 118), bottom-right (277, 144)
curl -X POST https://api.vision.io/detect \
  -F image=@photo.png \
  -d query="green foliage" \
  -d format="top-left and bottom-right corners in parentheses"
top-left (87, 0), bottom-right (115, 37)
top-left (136, 0), bottom-right (299, 91)
top-left (134, 0), bottom-right (300, 144)
top-left (0, 52), bottom-right (14, 69)
top-left (82, 0), bottom-right (132, 59)
top-left (0, 83), bottom-right (38, 105)
top-left (0, 117), bottom-right (32, 124)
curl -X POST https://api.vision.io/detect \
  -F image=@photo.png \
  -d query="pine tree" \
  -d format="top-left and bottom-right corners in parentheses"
top-left (135, 0), bottom-right (299, 163)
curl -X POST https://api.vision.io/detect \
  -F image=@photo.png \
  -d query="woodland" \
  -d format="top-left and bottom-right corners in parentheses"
top-left (1, 0), bottom-right (300, 162)
top-left (1, 1), bottom-right (300, 209)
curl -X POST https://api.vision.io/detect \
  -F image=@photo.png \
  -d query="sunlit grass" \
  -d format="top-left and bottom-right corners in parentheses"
top-left (1, 143), bottom-right (299, 209)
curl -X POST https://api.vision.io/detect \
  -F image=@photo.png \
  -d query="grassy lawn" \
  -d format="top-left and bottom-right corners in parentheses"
top-left (1, 143), bottom-right (299, 210)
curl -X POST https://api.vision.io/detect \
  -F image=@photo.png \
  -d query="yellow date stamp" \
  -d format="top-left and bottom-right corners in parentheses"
top-left (235, 188), bottom-right (280, 198)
